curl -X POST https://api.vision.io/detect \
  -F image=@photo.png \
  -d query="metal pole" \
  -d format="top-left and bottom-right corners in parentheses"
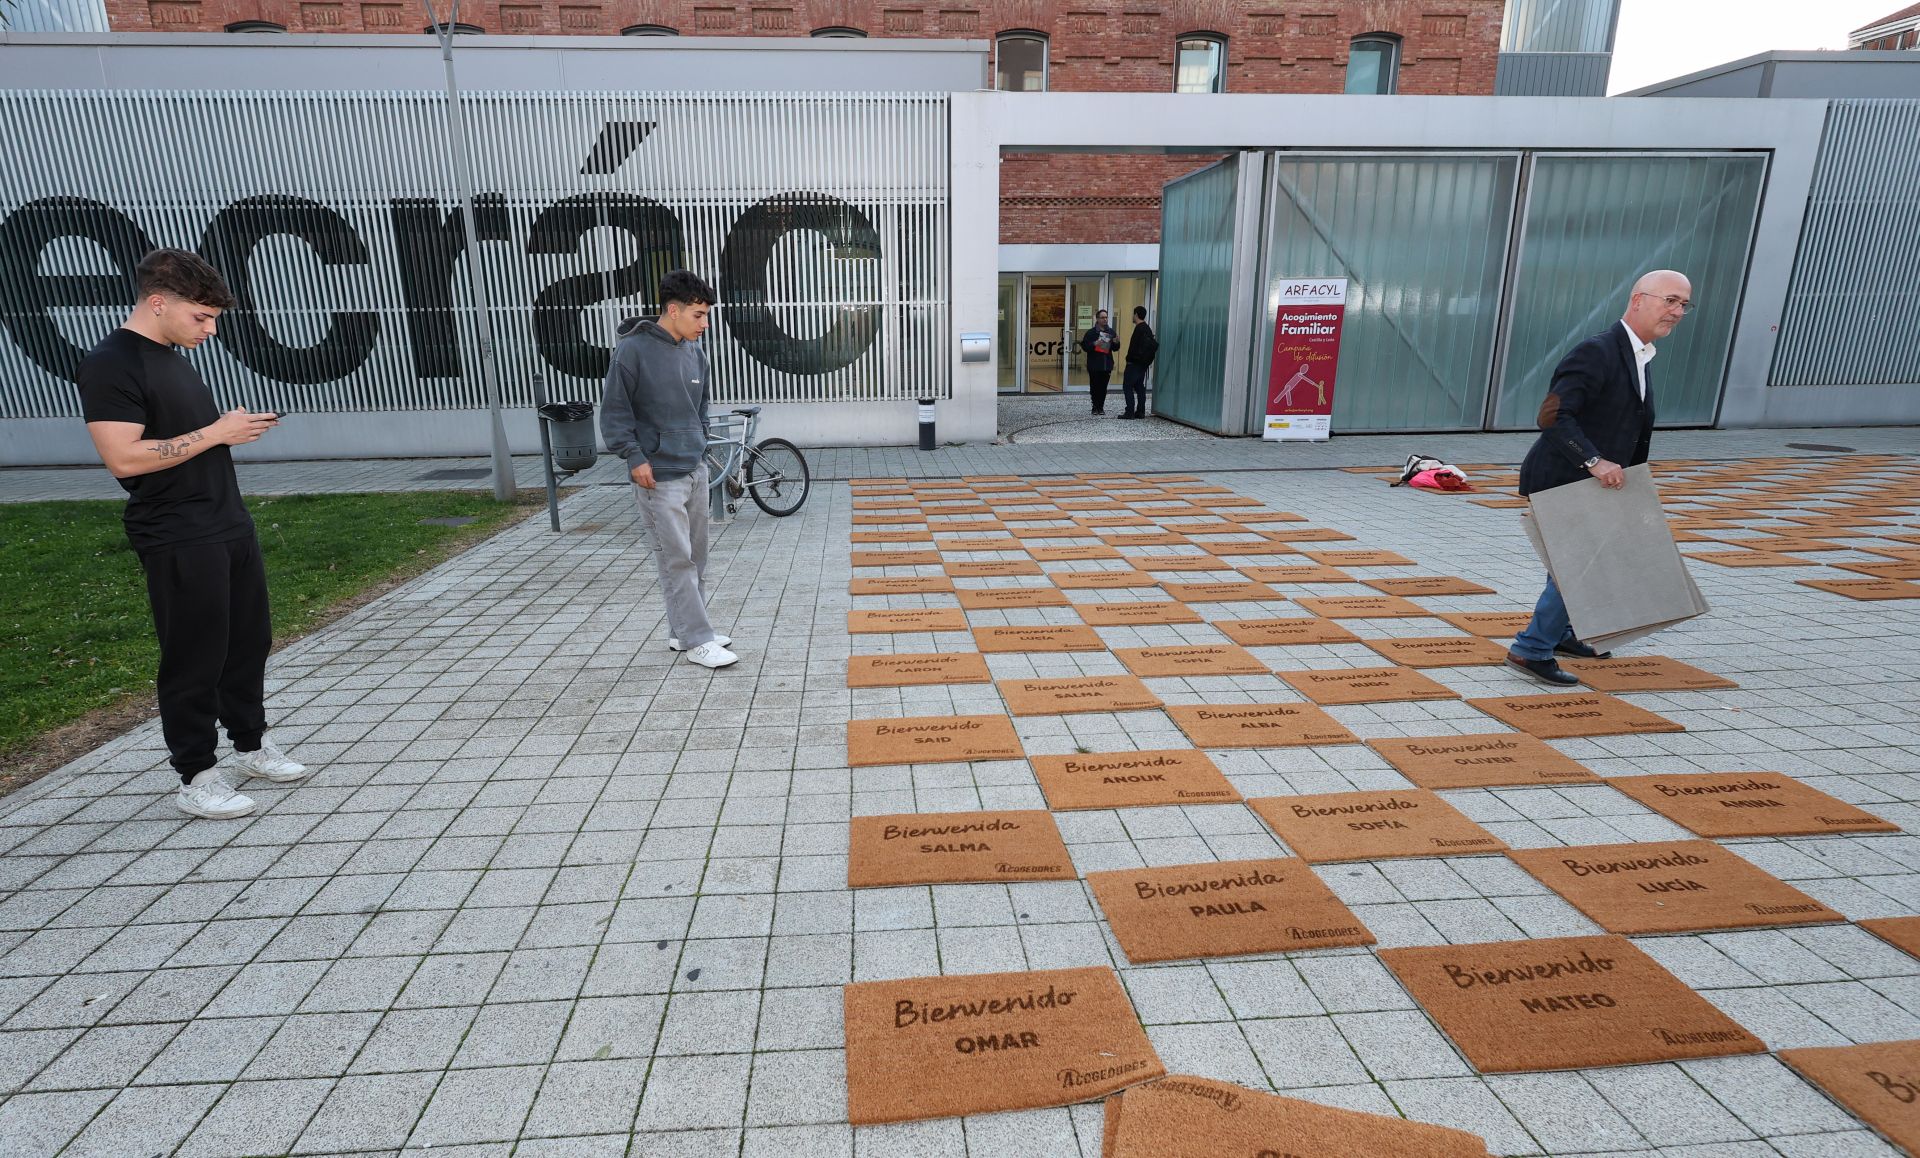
top-left (427, 0), bottom-right (516, 501)
top-left (532, 375), bottom-right (561, 533)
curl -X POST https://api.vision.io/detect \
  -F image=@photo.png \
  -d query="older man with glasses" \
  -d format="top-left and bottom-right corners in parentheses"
top-left (1508, 269), bottom-right (1694, 686)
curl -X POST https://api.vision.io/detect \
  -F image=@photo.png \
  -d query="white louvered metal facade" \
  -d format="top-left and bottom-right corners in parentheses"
top-left (0, 89), bottom-right (950, 421)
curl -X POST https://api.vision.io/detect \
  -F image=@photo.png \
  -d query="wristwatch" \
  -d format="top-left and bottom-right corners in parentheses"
top-left (1582, 456), bottom-right (1602, 470)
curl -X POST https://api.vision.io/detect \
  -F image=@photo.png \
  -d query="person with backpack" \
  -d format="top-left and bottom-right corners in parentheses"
top-left (1120, 305), bottom-right (1157, 419)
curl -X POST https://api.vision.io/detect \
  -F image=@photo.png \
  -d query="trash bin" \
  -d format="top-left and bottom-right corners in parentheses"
top-left (537, 401), bottom-right (597, 472)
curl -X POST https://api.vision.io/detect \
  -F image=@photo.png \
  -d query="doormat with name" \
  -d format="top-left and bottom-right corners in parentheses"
top-left (848, 653), bottom-right (992, 688)
top-left (1030, 749), bottom-right (1241, 810)
top-left (850, 577), bottom-right (956, 596)
top-left (1102, 531), bottom-right (1193, 547)
top-left (849, 609), bottom-right (969, 634)
top-left (847, 714), bottom-right (1026, 767)
top-left (1437, 611), bottom-right (1535, 637)
top-left (1367, 733), bottom-right (1600, 789)
top-left (1029, 544), bottom-right (1125, 562)
top-left (937, 536), bottom-right (1024, 552)
top-left (956, 587), bottom-right (1074, 609)
top-left (1101, 1074), bottom-right (1494, 1158)
top-left (1295, 595), bottom-right (1429, 619)
top-left (1249, 789), bottom-right (1507, 861)
top-left (853, 530), bottom-right (935, 543)
top-left (999, 675), bottom-right (1166, 716)
top-left (1087, 858), bottom-right (1375, 963)
top-left (1133, 555), bottom-right (1234, 573)
top-left (1361, 576), bottom-right (1498, 597)
top-left (1467, 692), bottom-right (1685, 739)
top-left (1506, 840), bottom-right (1844, 934)
top-left (851, 550), bottom-right (943, 567)
top-left (973, 625), bottom-right (1109, 653)
top-left (843, 965), bottom-right (1165, 1124)
top-left (1559, 656), bottom-right (1739, 693)
top-left (848, 810), bottom-right (1075, 887)
top-left (1798, 578), bottom-right (1920, 600)
top-left (1779, 1041), bottom-right (1920, 1158)
top-left (1278, 666), bottom-right (1460, 705)
top-left (1259, 528), bottom-right (1359, 543)
top-left (1160, 581), bottom-right (1283, 603)
top-left (1114, 645), bottom-right (1269, 677)
top-left (1053, 570), bottom-right (1159, 589)
top-left (1379, 934), bottom-right (1765, 1073)
top-left (945, 560), bottom-right (1045, 578)
top-left (1165, 703), bottom-right (1358, 748)
top-left (1236, 565), bottom-right (1358, 584)
top-left (1301, 549), bottom-right (1416, 567)
top-left (1860, 917), bottom-right (1920, 960)
top-left (1214, 617), bottom-right (1361, 646)
top-left (1683, 550), bottom-right (1814, 568)
top-left (1607, 772), bottom-right (1898, 837)
top-left (1362, 636), bottom-right (1509, 668)
top-left (1075, 602), bottom-right (1204, 626)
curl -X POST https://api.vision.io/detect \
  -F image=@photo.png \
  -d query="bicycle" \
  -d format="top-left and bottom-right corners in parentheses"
top-left (704, 405), bottom-right (811, 517)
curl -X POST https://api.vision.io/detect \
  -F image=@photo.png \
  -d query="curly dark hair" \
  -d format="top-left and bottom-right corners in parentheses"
top-left (659, 268), bottom-right (716, 309)
top-left (135, 249), bottom-right (237, 310)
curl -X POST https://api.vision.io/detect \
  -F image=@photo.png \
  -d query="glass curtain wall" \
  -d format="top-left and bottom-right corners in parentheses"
top-left (1155, 156), bottom-right (1240, 429)
top-left (1492, 153), bottom-right (1766, 428)
top-left (1264, 155), bottom-right (1519, 430)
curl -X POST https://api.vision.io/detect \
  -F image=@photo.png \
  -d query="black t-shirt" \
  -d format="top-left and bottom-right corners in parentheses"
top-left (77, 329), bottom-right (254, 555)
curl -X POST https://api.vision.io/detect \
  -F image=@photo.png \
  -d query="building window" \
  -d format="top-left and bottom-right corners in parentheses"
top-left (1345, 34), bottom-right (1400, 94)
top-left (996, 32), bottom-right (1047, 91)
top-left (426, 21), bottom-right (486, 33)
top-left (225, 19), bottom-right (286, 31)
top-left (812, 26), bottom-right (865, 37)
top-left (1174, 34), bottom-right (1226, 92)
top-left (621, 23), bottom-right (677, 34)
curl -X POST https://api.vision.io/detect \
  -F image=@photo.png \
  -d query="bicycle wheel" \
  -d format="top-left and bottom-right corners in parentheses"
top-left (745, 437), bottom-right (810, 516)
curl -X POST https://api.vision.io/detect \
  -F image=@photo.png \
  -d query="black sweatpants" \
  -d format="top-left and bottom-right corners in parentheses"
top-left (140, 535), bottom-right (271, 782)
top-left (1122, 364), bottom-right (1149, 417)
top-left (1088, 370), bottom-right (1111, 413)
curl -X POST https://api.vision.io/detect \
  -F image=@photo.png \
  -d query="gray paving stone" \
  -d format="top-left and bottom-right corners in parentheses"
top-left (63, 1081), bottom-right (224, 1158)
top-left (633, 1053), bottom-right (754, 1131)
top-left (409, 1063), bottom-right (546, 1146)
top-left (295, 1070), bottom-right (440, 1153)
top-left (0, 1088), bottom-right (116, 1158)
top-left (176, 1077), bottom-right (336, 1158)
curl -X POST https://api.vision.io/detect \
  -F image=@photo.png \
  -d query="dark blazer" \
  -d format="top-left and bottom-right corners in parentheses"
top-left (1518, 321), bottom-right (1656, 497)
top-left (1125, 322), bottom-right (1158, 367)
top-left (1079, 324), bottom-right (1116, 374)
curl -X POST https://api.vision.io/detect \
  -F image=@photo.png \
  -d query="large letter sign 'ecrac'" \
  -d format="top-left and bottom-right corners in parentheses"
top-left (1264, 277), bottom-right (1347, 443)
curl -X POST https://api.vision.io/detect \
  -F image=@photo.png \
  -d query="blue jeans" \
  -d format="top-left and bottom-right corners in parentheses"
top-left (1510, 575), bottom-right (1574, 661)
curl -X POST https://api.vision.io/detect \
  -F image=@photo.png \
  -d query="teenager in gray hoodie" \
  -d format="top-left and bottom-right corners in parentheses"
top-left (599, 270), bottom-right (737, 669)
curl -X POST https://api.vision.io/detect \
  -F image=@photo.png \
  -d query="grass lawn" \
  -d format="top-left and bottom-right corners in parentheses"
top-left (0, 491), bottom-right (530, 763)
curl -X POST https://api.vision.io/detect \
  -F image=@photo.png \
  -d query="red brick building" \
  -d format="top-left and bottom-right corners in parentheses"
top-left (107, 0), bottom-right (1504, 393)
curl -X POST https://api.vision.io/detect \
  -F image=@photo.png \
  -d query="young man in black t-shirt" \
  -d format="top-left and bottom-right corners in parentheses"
top-left (78, 249), bottom-right (312, 819)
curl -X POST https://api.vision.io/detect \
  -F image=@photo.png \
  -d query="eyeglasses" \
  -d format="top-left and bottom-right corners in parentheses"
top-left (1634, 292), bottom-right (1693, 315)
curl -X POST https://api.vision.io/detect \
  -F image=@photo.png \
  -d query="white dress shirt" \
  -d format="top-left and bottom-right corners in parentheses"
top-left (1620, 319), bottom-right (1655, 401)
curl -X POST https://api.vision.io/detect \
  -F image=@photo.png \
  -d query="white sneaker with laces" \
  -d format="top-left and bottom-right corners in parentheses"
top-left (225, 739), bottom-right (311, 783)
top-left (177, 773), bottom-right (256, 819)
top-left (684, 641), bottom-right (739, 669)
top-left (669, 634), bottom-right (732, 651)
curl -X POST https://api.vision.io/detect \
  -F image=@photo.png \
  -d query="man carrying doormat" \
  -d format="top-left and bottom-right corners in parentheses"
top-left (79, 249), bottom-right (311, 819)
top-left (1509, 269), bottom-right (1693, 686)
top-left (600, 269), bottom-right (737, 670)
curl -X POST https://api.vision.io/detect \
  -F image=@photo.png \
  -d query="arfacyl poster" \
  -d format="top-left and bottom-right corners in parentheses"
top-left (1264, 278), bottom-right (1348, 442)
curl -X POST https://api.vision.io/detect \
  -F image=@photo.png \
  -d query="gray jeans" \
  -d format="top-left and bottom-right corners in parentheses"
top-left (634, 462), bottom-right (716, 650)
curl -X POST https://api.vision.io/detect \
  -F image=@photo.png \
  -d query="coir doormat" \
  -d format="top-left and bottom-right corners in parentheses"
top-left (1367, 733), bottom-right (1600, 789)
top-left (1160, 581), bottom-right (1282, 603)
top-left (850, 577), bottom-right (956, 596)
top-left (1029, 544), bottom-right (1125, 562)
top-left (1278, 666), bottom-right (1460, 705)
top-left (1860, 917), bottom-right (1920, 960)
top-left (843, 965), bottom-right (1164, 1124)
top-left (1301, 549), bottom-right (1415, 566)
top-left (973, 625), bottom-right (1108, 653)
top-left (851, 550), bottom-right (942, 567)
top-left (849, 609), bottom-right (969, 634)
top-left (1132, 555), bottom-right (1232, 573)
top-left (848, 653), bottom-right (992, 688)
top-left (1101, 1075), bottom-right (1493, 1158)
top-left (1684, 549), bottom-right (1814, 568)
top-left (1559, 656), bottom-right (1738, 693)
top-left (1075, 602), bottom-right (1203, 626)
top-left (956, 587), bottom-right (1073, 609)
top-left (1029, 749), bottom-right (1240, 810)
top-left (1053, 570), bottom-right (1158, 589)
top-left (1237, 565), bottom-right (1358, 584)
top-left (848, 809), bottom-right (1075, 887)
top-left (1378, 934), bottom-right (1765, 1073)
top-left (1505, 840), bottom-right (1844, 934)
top-left (847, 714), bottom-right (1026, 767)
top-left (1779, 1041), bottom-right (1920, 1157)
top-left (944, 560), bottom-right (1044, 578)
top-left (1295, 595), bottom-right (1429, 619)
top-left (1249, 790), bottom-right (1506, 861)
top-left (1114, 645), bottom-right (1268, 677)
top-left (999, 675), bottom-right (1165, 716)
top-left (853, 529), bottom-right (935, 543)
top-left (1087, 858), bottom-right (1375, 963)
top-left (1467, 692), bottom-right (1685, 739)
top-left (1607, 772), bottom-right (1898, 837)
top-left (1437, 611), bottom-right (1535, 637)
top-left (1214, 617), bottom-right (1361, 646)
top-left (1798, 578), bottom-right (1920, 600)
top-left (1360, 576), bottom-right (1498, 597)
top-left (1362, 636), bottom-right (1508, 668)
top-left (1165, 703), bottom-right (1358, 748)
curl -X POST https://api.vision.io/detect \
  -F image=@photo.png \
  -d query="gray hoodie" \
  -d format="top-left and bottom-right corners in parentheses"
top-left (599, 316), bottom-right (711, 480)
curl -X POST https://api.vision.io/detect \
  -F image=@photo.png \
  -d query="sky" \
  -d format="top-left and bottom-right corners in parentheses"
top-left (1607, 0), bottom-right (1910, 93)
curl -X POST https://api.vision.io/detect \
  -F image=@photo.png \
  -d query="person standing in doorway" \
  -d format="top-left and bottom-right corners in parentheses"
top-left (1120, 305), bottom-right (1158, 419)
top-left (79, 249), bottom-right (310, 820)
top-left (1079, 308), bottom-right (1117, 415)
top-left (1508, 269), bottom-right (1693, 685)
top-left (600, 269), bottom-right (737, 670)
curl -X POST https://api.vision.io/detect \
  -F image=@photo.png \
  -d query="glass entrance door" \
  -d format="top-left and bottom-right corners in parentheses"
top-left (1065, 276), bottom-right (1104, 390)
top-left (1024, 277), bottom-right (1068, 393)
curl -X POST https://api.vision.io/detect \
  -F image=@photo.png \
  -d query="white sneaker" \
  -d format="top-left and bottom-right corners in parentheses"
top-left (684, 641), bottom-right (739, 669)
top-left (177, 774), bottom-right (256, 819)
top-left (669, 634), bottom-right (732, 651)
top-left (225, 739), bottom-right (311, 783)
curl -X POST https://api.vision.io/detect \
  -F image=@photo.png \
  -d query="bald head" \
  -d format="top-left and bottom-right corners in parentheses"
top-left (1624, 270), bottom-right (1692, 343)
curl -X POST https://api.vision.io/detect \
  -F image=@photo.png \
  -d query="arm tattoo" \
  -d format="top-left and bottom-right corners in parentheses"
top-left (150, 430), bottom-right (205, 460)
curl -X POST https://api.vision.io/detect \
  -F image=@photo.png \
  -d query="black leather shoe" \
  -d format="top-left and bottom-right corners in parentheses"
top-left (1507, 651), bottom-right (1580, 686)
top-left (1554, 638), bottom-right (1612, 660)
